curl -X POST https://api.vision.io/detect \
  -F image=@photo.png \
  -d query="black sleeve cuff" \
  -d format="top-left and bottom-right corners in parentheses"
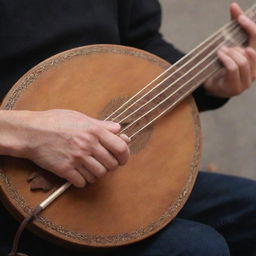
top-left (192, 85), bottom-right (229, 112)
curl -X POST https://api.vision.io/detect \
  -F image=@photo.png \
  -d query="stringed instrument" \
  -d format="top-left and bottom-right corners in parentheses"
top-left (0, 3), bottom-right (255, 255)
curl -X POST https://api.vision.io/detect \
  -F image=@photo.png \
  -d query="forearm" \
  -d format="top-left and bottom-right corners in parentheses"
top-left (0, 110), bottom-right (32, 157)
top-left (0, 109), bottom-right (130, 187)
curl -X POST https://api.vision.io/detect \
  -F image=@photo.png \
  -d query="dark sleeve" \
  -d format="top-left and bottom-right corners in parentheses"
top-left (119, 0), bottom-right (229, 112)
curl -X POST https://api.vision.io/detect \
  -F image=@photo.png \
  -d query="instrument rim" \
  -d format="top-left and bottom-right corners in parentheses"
top-left (0, 44), bottom-right (201, 248)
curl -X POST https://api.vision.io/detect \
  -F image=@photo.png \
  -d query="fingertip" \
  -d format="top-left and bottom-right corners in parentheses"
top-left (75, 181), bottom-right (87, 188)
top-left (112, 122), bottom-right (121, 130)
top-left (67, 169), bottom-right (87, 188)
top-left (119, 133), bottom-right (131, 143)
top-left (246, 46), bottom-right (255, 54)
top-left (230, 2), bottom-right (239, 10)
top-left (92, 119), bottom-right (120, 132)
top-left (230, 2), bottom-right (243, 19)
top-left (107, 121), bottom-right (121, 132)
top-left (218, 46), bottom-right (228, 53)
top-left (217, 49), bottom-right (226, 59)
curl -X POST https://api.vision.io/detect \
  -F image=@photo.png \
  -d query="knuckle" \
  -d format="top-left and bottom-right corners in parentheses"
top-left (228, 64), bottom-right (238, 73)
top-left (71, 150), bottom-right (83, 160)
top-left (238, 59), bottom-right (248, 69)
top-left (58, 164), bottom-right (72, 176)
top-left (87, 125), bottom-right (100, 135)
top-left (79, 143), bottom-right (92, 154)
top-left (75, 136), bottom-right (95, 153)
top-left (81, 133), bottom-right (94, 145)
top-left (69, 134), bottom-right (90, 150)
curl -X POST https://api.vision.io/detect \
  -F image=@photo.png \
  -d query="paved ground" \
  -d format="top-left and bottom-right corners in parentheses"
top-left (159, 0), bottom-right (256, 180)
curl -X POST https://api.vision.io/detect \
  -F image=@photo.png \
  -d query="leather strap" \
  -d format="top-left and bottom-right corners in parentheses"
top-left (8, 206), bottom-right (43, 256)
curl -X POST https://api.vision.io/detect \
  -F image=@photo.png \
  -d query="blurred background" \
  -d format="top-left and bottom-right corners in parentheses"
top-left (159, 0), bottom-right (256, 180)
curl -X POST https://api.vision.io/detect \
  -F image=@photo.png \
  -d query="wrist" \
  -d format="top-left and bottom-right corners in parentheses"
top-left (0, 110), bottom-right (36, 158)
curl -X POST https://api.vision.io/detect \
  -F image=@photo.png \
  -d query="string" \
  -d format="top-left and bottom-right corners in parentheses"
top-left (127, 32), bottom-right (249, 139)
top-left (109, 23), bottom-right (236, 123)
top-left (104, 4), bottom-right (256, 122)
top-left (117, 23), bottom-right (243, 126)
top-left (112, 8), bottom-right (255, 124)
top-left (129, 60), bottom-right (221, 139)
top-left (119, 16), bottom-right (251, 135)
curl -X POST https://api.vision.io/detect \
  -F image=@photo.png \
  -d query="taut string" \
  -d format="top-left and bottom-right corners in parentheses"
top-left (109, 23), bottom-right (237, 123)
top-left (126, 32), bottom-right (249, 139)
top-left (104, 4), bottom-right (256, 123)
top-left (116, 22), bottom-right (245, 127)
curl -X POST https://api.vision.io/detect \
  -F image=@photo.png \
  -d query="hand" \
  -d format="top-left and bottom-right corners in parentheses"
top-left (2, 109), bottom-right (130, 188)
top-left (204, 3), bottom-right (256, 98)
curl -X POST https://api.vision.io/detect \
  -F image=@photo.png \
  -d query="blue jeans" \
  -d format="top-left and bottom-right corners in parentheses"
top-left (1, 172), bottom-right (256, 256)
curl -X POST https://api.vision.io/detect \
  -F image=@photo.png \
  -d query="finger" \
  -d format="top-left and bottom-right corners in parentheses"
top-left (90, 118), bottom-right (121, 134)
top-left (119, 133), bottom-right (131, 144)
top-left (63, 169), bottom-right (86, 188)
top-left (245, 47), bottom-right (256, 79)
top-left (92, 144), bottom-right (119, 171)
top-left (82, 155), bottom-right (108, 177)
top-left (223, 47), bottom-right (252, 88)
top-left (230, 3), bottom-right (243, 20)
top-left (232, 46), bottom-right (246, 55)
top-left (217, 48), bottom-right (241, 93)
top-left (204, 68), bottom-right (226, 91)
top-left (238, 15), bottom-right (256, 48)
top-left (98, 130), bottom-right (129, 165)
top-left (75, 166), bottom-right (96, 184)
top-left (232, 47), bottom-right (254, 81)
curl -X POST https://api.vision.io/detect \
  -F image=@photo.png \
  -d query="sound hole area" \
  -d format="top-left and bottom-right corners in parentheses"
top-left (99, 96), bottom-right (153, 154)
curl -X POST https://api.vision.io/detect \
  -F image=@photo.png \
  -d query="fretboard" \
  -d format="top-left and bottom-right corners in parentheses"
top-left (107, 4), bottom-right (256, 139)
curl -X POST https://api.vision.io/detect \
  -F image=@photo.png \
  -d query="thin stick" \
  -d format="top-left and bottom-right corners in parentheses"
top-left (39, 182), bottom-right (71, 209)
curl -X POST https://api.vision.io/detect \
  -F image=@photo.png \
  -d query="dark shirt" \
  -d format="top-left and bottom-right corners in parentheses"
top-left (0, 0), bottom-right (227, 111)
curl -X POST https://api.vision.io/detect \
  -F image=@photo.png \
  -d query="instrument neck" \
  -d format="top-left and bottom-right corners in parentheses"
top-left (107, 4), bottom-right (256, 139)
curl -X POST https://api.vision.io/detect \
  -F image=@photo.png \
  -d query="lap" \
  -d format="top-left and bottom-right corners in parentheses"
top-left (0, 216), bottom-right (230, 256)
top-left (110, 218), bottom-right (229, 256)
top-left (179, 172), bottom-right (256, 255)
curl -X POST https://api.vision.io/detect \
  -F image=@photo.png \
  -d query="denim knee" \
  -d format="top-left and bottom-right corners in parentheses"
top-left (181, 223), bottom-right (230, 256)
top-left (120, 219), bottom-right (231, 256)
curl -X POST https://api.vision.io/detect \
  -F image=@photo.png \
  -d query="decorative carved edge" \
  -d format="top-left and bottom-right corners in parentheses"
top-left (2, 45), bottom-right (168, 111)
top-left (0, 44), bottom-right (201, 246)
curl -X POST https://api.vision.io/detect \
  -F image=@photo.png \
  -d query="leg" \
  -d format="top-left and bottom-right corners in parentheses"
top-left (110, 218), bottom-right (230, 256)
top-left (178, 172), bottom-right (256, 255)
top-left (0, 207), bottom-right (230, 256)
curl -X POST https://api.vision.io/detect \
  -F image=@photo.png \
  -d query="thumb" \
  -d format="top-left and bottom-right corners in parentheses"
top-left (230, 3), bottom-right (244, 20)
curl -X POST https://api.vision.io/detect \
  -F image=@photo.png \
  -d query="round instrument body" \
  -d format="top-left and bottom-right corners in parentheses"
top-left (0, 45), bottom-right (201, 249)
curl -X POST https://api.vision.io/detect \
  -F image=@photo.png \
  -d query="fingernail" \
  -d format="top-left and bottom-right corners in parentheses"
top-left (120, 133), bottom-right (131, 143)
top-left (111, 122), bottom-right (120, 129)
